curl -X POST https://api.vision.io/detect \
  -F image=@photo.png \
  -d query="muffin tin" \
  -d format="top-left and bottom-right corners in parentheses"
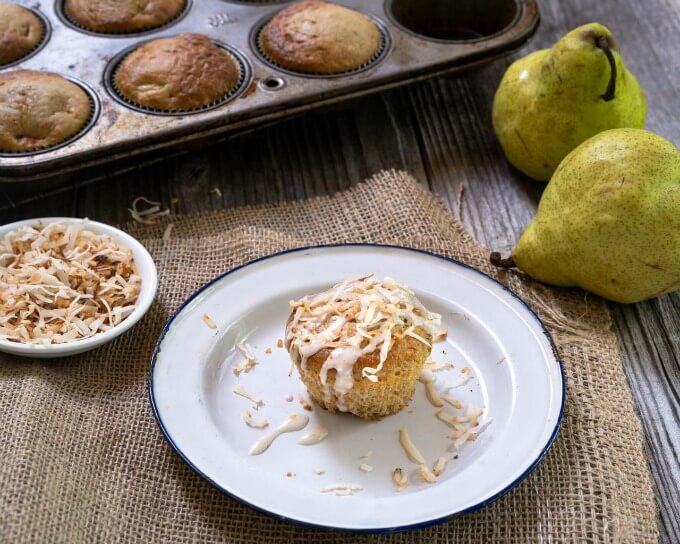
top-left (0, 0), bottom-right (539, 184)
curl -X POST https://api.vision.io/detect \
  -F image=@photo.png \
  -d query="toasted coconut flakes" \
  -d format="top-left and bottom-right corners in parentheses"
top-left (424, 381), bottom-right (444, 408)
top-left (128, 196), bottom-right (169, 225)
top-left (162, 223), bottom-right (173, 242)
top-left (360, 450), bottom-right (373, 460)
top-left (424, 361), bottom-right (454, 372)
top-left (399, 427), bottom-right (426, 465)
top-left (233, 341), bottom-right (258, 375)
top-left (233, 385), bottom-right (264, 409)
top-left (419, 464), bottom-right (437, 483)
top-left (277, 338), bottom-right (283, 349)
top-left (314, 468), bottom-right (326, 475)
top-left (243, 410), bottom-right (268, 429)
top-left (449, 418), bottom-right (493, 452)
top-left (436, 409), bottom-right (467, 427)
top-left (0, 219), bottom-right (140, 345)
top-left (359, 463), bottom-right (374, 473)
top-left (443, 394), bottom-right (464, 409)
top-left (286, 471), bottom-right (295, 477)
top-left (298, 395), bottom-right (313, 411)
top-left (320, 483), bottom-right (362, 496)
top-left (433, 328), bottom-right (448, 342)
top-left (202, 313), bottom-right (217, 329)
top-left (265, 347), bottom-right (272, 354)
top-left (467, 405), bottom-right (482, 427)
top-left (285, 394), bottom-right (294, 402)
top-left (419, 368), bottom-right (435, 384)
top-left (448, 367), bottom-right (473, 389)
top-left (433, 456), bottom-right (448, 477)
top-left (392, 468), bottom-right (408, 490)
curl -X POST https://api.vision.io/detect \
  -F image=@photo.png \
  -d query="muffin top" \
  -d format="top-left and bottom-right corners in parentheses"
top-left (0, 70), bottom-right (91, 153)
top-left (114, 33), bottom-right (240, 111)
top-left (286, 275), bottom-right (440, 380)
top-left (0, 3), bottom-right (44, 66)
top-left (260, 1), bottom-right (382, 75)
top-left (64, 0), bottom-right (185, 34)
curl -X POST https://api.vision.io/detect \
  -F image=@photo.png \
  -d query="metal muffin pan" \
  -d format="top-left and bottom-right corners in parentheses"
top-left (0, 0), bottom-right (539, 183)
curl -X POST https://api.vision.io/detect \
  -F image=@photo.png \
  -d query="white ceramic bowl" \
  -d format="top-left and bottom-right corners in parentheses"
top-left (0, 217), bottom-right (157, 358)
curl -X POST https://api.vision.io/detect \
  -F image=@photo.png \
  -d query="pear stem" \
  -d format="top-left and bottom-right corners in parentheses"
top-left (490, 252), bottom-right (516, 268)
top-left (596, 36), bottom-right (617, 101)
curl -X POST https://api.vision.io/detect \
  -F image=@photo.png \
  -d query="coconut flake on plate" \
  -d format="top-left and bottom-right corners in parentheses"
top-left (243, 410), bottom-right (268, 429)
top-left (432, 456), bottom-right (448, 477)
top-left (314, 468), bottom-right (327, 475)
top-left (360, 450), bottom-right (373, 459)
top-left (447, 367), bottom-right (473, 389)
top-left (233, 385), bottom-right (264, 409)
top-left (424, 380), bottom-right (444, 408)
top-left (392, 468), bottom-right (408, 491)
top-left (424, 361), bottom-right (454, 372)
top-left (442, 394), bottom-right (464, 409)
top-left (358, 463), bottom-right (374, 473)
top-left (320, 483), bottom-right (362, 496)
top-left (432, 328), bottom-right (448, 342)
top-left (233, 341), bottom-right (258, 375)
top-left (202, 313), bottom-right (217, 329)
top-left (399, 427), bottom-right (426, 465)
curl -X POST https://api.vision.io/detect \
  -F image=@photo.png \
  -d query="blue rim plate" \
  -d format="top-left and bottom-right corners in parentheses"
top-left (149, 244), bottom-right (564, 532)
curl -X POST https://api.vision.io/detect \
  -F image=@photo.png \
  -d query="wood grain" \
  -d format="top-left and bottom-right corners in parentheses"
top-left (1, 0), bottom-right (678, 541)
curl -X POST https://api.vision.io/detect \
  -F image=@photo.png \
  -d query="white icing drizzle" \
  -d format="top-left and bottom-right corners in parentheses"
top-left (286, 276), bottom-right (441, 411)
top-left (248, 413), bottom-right (309, 456)
top-left (296, 427), bottom-right (329, 445)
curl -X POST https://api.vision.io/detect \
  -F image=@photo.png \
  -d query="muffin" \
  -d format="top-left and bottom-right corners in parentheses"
top-left (286, 276), bottom-right (441, 420)
top-left (260, 0), bottom-right (382, 75)
top-left (64, 0), bottom-right (185, 34)
top-left (0, 3), bottom-right (44, 66)
top-left (0, 70), bottom-right (91, 153)
top-left (114, 33), bottom-right (240, 111)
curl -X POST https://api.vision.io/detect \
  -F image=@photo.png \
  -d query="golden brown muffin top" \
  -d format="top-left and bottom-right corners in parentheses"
top-left (114, 33), bottom-right (240, 111)
top-left (0, 3), bottom-right (44, 66)
top-left (64, 0), bottom-right (185, 34)
top-left (260, 0), bottom-right (382, 75)
top-left (0, 70), bottom-right (91, 153)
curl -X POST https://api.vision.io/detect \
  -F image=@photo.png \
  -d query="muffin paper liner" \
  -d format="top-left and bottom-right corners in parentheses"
top-left (106, 40), bottom-right (251, 116)
top-left (252, 11), bottom-right (392, 79)
top-left (56, 0), bottom-right (192, 38)
top-left (0, 7), bottom-right (51, 70)
top-left (0, 75), bottom-right (100, 156)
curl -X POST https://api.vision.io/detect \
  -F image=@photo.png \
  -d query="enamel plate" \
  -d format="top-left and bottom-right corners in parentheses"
top-left (150, 245), bottom-right (564, 532)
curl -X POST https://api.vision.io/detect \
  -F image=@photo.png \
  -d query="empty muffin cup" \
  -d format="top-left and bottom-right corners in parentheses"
top-left (57, 0), bottom-right (191, 37)
top-left (106, 34), bottom-right (251, 115)
top-left (386, 0), bottom-right (520, 42)
top-left (0, 71), bottom-right (99, 156)
top-left (0, 4), bottom-right (51, 68)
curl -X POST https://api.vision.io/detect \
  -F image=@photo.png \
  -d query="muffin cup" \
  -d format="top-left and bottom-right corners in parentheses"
top-left (105, 39), bottom-right (251, 116)
top-left (0, 7), bottom-right (51, 70)
top-left (251, 10), bottom-right (392, 78)
top-left (0, 74), bottom-right (100, 157)
top-left (55, 0), bottom-right (192, 38)
top-left (385, 0), bottom-right (521, 43)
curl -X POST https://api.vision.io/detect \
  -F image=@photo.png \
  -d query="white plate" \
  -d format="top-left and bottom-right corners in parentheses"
top-left (150, 245), bottom-right (564, 532)
top-left (0, 217), bottom-right (157, 358)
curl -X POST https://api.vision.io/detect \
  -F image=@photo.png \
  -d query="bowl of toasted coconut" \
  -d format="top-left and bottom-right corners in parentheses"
top-left (0, 217), bottom-right (157, 358)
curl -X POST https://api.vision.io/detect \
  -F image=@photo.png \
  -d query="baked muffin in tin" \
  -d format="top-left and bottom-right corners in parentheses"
top-left (0, 70), bottom-right (92, 153)
top-left (0, 3), bottom-right (45, 66)
top-left (64, 0), bottom-right (186, 34)
top-left (260, 0), bottom-right (382, 75)
top-left (113, 33), bottom-right (241, 112)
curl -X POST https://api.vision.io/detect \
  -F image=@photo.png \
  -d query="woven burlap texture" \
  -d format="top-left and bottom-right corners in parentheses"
top-left (0, 170), bottom-right (658, 543)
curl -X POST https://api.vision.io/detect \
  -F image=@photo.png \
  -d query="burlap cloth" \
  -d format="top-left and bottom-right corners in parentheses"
top-left (0, 171), bottom-right (658, 543)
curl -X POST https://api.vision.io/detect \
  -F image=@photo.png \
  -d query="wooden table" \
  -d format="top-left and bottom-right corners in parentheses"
top-left (2, 0), bottom-right (678, 540)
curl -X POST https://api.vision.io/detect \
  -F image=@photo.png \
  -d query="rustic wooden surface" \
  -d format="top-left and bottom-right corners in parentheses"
top-left (1, 0), bottom-right (678, 541)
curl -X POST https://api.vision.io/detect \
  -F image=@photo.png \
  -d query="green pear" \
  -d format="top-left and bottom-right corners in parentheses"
top-left (492, 129), bottom-right (680, 304)
top-left (492, 23), bottom-right (647, 181)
